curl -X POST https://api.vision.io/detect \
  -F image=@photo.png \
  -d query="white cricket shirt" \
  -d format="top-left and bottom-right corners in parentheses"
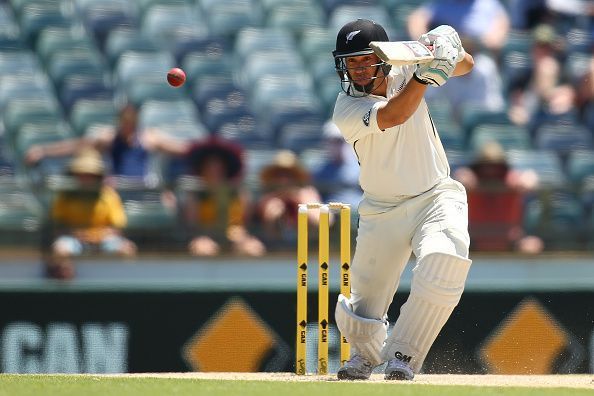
top-left (332, 66), bottom-right (450, 198)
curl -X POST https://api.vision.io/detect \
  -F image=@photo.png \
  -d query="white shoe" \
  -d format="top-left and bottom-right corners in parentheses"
top-left (337, 354), bottom-right (374, 380)
top-left (384, 358), bottom-right (414, 380)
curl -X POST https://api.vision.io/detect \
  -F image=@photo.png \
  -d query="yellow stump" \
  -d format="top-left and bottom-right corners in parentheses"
top-left (296, 205), bottom-right (308, 375)
top-left (318, 205), bottom-right (330, 375)
top-left (339, 206), bottom-right (351, 366)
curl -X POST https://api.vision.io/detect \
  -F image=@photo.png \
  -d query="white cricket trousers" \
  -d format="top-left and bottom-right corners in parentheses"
top-left (349, 177), bottom-right (471, 320)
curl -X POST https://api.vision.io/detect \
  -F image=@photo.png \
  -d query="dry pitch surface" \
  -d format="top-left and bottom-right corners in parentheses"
top-left (116, 372), bottom-right (594, 389)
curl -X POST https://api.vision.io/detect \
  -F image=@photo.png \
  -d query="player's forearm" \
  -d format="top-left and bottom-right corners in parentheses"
top-left (453, 53), bottom-right (474, 77)
top-left (376, 80), bottom-right (427, 129)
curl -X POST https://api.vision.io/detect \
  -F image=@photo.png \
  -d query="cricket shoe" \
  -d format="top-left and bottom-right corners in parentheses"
top-left (337, 354), bottom-right (374, 380)
top-left (384, 358), bottom-right (414, 380)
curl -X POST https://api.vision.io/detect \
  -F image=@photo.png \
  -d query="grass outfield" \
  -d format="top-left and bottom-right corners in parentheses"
top-left (0, 374), bottom-right (593, 396)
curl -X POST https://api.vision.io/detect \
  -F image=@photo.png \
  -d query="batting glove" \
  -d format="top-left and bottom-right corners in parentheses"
top-left (414, 36), bottom-right (458, 87)
top-left (419, 25), bottom-right (465, 63)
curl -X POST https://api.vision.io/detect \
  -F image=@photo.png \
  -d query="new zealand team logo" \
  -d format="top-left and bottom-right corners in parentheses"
top-left (362, 108), bottom-right (371, 126)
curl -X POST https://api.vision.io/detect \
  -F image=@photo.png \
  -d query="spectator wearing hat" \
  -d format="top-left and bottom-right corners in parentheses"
top-left (179, 137), bottom-right (265, 257)
top-left (454, 141), bottom-right (543, 253)
top-left (256, 149), bottom-right (323, 246)
top-left (46, 148), bottom-right (137, 279)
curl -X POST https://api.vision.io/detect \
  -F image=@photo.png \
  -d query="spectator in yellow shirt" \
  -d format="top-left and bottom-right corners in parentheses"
top-left (47, 148), bottom-right (136, 279)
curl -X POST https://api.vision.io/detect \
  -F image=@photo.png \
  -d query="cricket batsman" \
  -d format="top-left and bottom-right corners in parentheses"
top-left (330, 19), bottom-right (475, 380)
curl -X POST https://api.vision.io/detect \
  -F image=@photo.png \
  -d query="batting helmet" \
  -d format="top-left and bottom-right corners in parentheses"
top-left (333, 19), bottom-right (392, 97)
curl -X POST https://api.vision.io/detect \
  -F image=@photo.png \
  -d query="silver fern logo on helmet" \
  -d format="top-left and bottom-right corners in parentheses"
top-left (346, 30), bottom-right (361, 43)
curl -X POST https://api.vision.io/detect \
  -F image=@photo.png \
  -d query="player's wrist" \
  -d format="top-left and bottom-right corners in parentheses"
top-left (413, 73), bottom-right (430, 85)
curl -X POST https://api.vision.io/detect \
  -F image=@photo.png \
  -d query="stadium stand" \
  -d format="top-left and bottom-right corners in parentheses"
top-left (0, 0), bottom-right (592, 254)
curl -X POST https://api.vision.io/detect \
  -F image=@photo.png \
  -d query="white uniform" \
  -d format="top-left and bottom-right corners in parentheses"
top-left (332, 66), bottom-right (472, 373)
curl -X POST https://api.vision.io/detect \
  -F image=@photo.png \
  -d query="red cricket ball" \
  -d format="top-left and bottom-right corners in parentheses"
top-left (167, 67), bottom-right (186, 87)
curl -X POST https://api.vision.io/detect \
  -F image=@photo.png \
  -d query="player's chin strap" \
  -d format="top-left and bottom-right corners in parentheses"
top-left (347, 64), bottom-right (387, 97)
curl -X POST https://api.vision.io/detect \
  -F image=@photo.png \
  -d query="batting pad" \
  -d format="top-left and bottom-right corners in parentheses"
top-left (382, 252), bottom-right (472, 372)
top-left (335, 294), bottom-right (388, 366)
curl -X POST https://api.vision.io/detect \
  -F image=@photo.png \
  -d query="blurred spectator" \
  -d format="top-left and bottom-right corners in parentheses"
top-left (507, 24), bottom-right (567, 128)
top-left (313, 121), bottom-right (362, 208)
top-left (454, 141), bottom-right (544, 253)
top-left (25, 103), bottom-right (187, 185)
top-left (45, 148), bottom-right (136, 279)
top-left (256, 150), bottom-right (323, 246)
top-left (508, 0), bottom-right (594, 30)
top-left (575, 56), bottom-right (594, 129)
top-left (25, 103), bottom-right (188, 208)
top-left (426, 37), bottom-right (506, 120)
top-left (407, 0), bottom-right (510, 51)
top-left (179, 137), bottom-right (265, 257)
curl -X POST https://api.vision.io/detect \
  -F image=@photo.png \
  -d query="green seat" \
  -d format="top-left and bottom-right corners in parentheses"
top-left (299, 27), bottom-right (336, 63)
top-left (104, 28), bottom-right (160, 67)
top-left (36, 27), bottom-right (96, 65)
top-left (461, 106), bottom-right (512, 138)
top-left (468, 124), bottom-right (530, 152)
top-left (233, 27), bottom-right (294, 63)
top-left (126, 77), bottom-right (186, 107)
top-left (507, 149), bottom-right (565, 189)
top-left (328, 5), bottom-right (393, 31)
top-left (70, 99), bottom-right (117, 136)
top-left (141, 4), bottom-right (207, 45)
top-left (47, 49), bottom-right (106, 89)
top-left (204, 2), bottom-right (264, 39)
top-left (3, 99), bottom-right (62, 140)
top-left (523, 191), bottom-right (586, 249)
top-left (0, 188), bottom-right (43, 246)
top-left (19, 2), bottom-right (72, 46)
top-left (265, 3), bottom-right (324, 34)
top-left (14, 122), bottom-right (74, 159)
top-left (115, 51), bottom-right (175, 87)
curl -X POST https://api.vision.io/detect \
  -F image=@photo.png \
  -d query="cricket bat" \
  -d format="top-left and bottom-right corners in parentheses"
top-left (369, 41), bottom-right (434, 66)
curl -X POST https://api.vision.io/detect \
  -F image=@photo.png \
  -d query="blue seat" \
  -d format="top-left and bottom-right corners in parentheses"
top-left (59, 75), bottom-right (113, 115)
top-left (201, 96), bottom-right (254, 132)
top-left (171, 35), bottom-right (230, 64)
top-left (47, 49), bottom-right (106, 89)
top-left (436, 122), bottom-right (465, 151)
top-left (534, 124), bottom-right (593, 155)
top-left (181, 52), bottom-right (233, 85)
top-left (215, 115), bottom-right (272, 149)
top-left (81, 0), bottom-right (139, 48)
top-left (191, 76), bottom-right (244, 111)
top-left (566, 150), bottom-right (594, 185)
top-left (277, 119), bottom-right (325, 153)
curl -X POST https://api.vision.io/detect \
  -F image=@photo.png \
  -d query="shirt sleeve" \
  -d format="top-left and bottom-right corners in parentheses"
top-left (332, 94), bottom-right (384, 144)
top-left (102, 187), bottom-right (128, 228)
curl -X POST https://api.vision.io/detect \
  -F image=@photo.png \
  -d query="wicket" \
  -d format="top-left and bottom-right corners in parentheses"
top-left (296, 202), bottom-right (351, 375)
